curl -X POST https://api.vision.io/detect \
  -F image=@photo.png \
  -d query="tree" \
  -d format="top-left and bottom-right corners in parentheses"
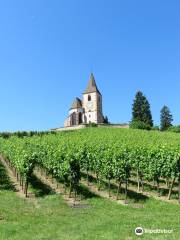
top-left (103, 116), bottom-right (109, 124)
top-left (132, 91), bottom-right (153, 127)
top-left (160, 105), bottom-right (173, 131)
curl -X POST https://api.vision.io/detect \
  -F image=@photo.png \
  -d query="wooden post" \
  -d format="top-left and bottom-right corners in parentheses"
top-left (178, 178), bottom-right (180, 204)
top-left (125, 179), bottom-right (128, 200)
top-left (167, 177), bottom-right (175, 200)
top-left (137, 171), bottom-right (140, 192)
top-left (69, 181), bottom-right (72, 198)
top-left (108, 178), bottom-right (111, 197)
top-left (116, 179), bottom-right (121, 200)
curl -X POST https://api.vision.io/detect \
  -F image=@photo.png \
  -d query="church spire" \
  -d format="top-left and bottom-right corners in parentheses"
top-left (83, 73), bottom-right (101, 95)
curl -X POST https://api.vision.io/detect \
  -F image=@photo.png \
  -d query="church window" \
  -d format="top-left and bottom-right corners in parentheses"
top-left (88, 95), bottom-right (91, 101)
top-left (89, 114), bottom-right (91, 118)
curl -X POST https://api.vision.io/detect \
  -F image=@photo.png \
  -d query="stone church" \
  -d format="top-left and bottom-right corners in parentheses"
top-left (64, 73), bottom-right (104, 127)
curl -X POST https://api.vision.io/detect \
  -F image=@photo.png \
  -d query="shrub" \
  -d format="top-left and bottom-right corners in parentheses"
top-left (168, 125), bottom-right (180, 133)
top-left (86, 123), bottom-right (98, 127)
top-left (129, 120), bottom-right (151, 130)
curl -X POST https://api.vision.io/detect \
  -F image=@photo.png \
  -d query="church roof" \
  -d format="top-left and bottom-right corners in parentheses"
top-left (83, 73), bottom-right (101, 95)
top-left (70, 97), bottom-right (82, 109)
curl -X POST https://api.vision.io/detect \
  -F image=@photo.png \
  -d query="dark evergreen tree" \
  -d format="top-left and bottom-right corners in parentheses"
top-left (160, 105), bottom-right (173, 131)
top-left (103, 116), bottom-right (109, 124)
top-left (132, 91), bottom-right (153, 127)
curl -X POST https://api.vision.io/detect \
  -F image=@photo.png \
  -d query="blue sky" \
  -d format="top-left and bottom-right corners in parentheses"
top-left (0, 0), bottom-right (179, 131)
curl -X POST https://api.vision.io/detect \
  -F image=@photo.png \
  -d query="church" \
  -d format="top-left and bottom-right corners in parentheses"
top-left (64, 73), bottom-right (104, 127)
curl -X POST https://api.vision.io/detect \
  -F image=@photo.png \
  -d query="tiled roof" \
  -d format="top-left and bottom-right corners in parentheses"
top-left (83, 73), bottom-right (101, 95)
top-left (70, 97), bottom-right (82, 109)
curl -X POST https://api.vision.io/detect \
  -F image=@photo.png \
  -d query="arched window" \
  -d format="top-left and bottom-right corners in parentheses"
top-left (71, 112), bottom-right (76, 126)
top-left (88, 95), bottom-right (91, 101)
top-left (79, 112), bottom-right (82, 124)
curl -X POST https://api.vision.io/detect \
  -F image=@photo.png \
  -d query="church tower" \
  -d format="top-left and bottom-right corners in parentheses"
top-left (82, 73), bottom-right (104, 124)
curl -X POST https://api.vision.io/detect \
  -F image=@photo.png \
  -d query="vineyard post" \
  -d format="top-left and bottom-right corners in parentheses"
top-left (178, 177), bottom-right (180, 204)
top-left (96, 172), bottom-right (99, 185)
top-left (177, 159), bottom-right (180, 204)
top-left (51, 174), bottom-right (54, 184)
top-left (167, 177), bottom-right (175, 200)
top-left (22, 178), bottom-right (24, 190)
top-left (140, 177), bottom-right (144, 192)
top-left (137, 171), bottom-right (140, 192)
top-left (108, 178), bottom-right (111, 197)
top-left (19, 175), bottom-right (22, 186)
top-left (125, 179), bottom-right (128, 200)
top-left (116, 179), bottom-right (122, 200)
top-left (24, 180), bottom-right (29, 198)
top-left (153, 179), bottom-right (156, 187)
top-left (98, 177), bottom-right (101, 191)
top-left (69, 180), bottom-right (72, 198)
top-left (86, 168), bottom-right (89, 186)
top-left (157, 178), bottom-right (160, 197)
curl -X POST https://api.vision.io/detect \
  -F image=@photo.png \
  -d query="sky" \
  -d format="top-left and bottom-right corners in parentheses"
top-left (0, 0), bottom-right (179, 131)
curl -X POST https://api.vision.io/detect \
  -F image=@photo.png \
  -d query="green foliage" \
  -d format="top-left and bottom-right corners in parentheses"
top-left (129, 120), bottom-right (151, 130)
top-left (1, 128), bottom-right (180, 239)
top-left (0, 131), bottom-right (55, 139)
top-left (160, 105), bottom-right (173, 131)
top-left (168, 125), bottom-right (180, 133)
top-left (0, 128), bottom-right (180, 201)
top-left (0, 132), bottom-right (11, 139)
top-left (86, 123), bottom-right (98, 127)
top-left (132, 91), bottom-right (153, 127)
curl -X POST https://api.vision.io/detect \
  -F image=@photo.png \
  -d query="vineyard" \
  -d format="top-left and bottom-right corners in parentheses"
top-left (0, 127), bottom-right (180, 204)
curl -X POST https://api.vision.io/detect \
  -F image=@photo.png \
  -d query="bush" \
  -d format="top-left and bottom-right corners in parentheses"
top-left (168, 125), bottom-right (180, 133)
top-left (86, 123), bottom-right (98, 127)
top-left (129, 120), bottom-right (151, 130)
top-left (0, 132), bottom-right (11, 139)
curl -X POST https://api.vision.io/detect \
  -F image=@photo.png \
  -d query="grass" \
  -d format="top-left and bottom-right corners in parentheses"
top-left (29, 174), bottom-right (55, 197)
top-left (0, 163), bottom-right (180, 240)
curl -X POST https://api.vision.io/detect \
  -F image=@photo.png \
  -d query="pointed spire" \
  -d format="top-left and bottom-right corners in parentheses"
top-left (83, 73), bottom-right (101, 95)
top-left (70, 97), bottom-right (82, 109)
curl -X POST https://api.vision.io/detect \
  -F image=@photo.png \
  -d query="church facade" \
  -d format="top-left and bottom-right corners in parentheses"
top-left (64, 73), bottom-right (104, 127)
